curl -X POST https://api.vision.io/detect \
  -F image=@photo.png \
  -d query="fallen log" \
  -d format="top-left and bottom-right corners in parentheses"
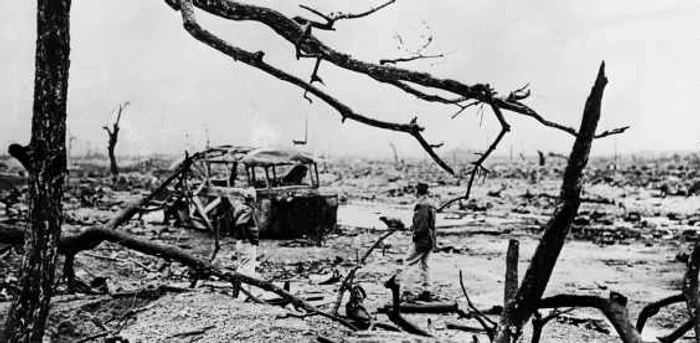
top-left (0, 224), bottom-right (357, 331)
top-left (376, 301), bottom-right (459, 314)
top-left (266, 295), bottom-right (324, 306)
top-left (445, 321), bottom-right (488, 334)
top-left (538, 292), bottom-right (642, 343)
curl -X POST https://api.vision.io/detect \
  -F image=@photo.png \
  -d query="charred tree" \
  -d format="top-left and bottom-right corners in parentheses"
top-left (494, 62), bottom-right (609, 343)
top-left (3, 0), bottom-right (71, 341)
top-left (537, 150), bottom-right (546, 167)
top-left (103, 101), bottom-right (129, 181)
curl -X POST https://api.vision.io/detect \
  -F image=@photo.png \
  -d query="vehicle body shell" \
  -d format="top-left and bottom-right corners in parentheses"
top-left (177, 146), bottom-right (337, 239)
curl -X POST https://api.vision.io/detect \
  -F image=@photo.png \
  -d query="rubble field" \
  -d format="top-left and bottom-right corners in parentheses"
top-left (1, 153), bottom-right (700, 342)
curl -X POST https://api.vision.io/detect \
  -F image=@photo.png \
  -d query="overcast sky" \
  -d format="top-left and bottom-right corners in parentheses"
top-left (1, 0), bottom-right (699, 160)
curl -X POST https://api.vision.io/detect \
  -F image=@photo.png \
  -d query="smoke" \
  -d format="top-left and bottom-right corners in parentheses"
top-left (248, 112), bottom-right (280, 148)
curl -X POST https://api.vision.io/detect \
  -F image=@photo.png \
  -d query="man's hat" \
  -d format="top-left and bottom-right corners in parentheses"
top-left (416, 182), bottom-right (429, 193)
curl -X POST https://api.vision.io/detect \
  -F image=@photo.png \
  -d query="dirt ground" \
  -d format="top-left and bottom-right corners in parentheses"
top-left (1, 153), bottom-right (700, 342)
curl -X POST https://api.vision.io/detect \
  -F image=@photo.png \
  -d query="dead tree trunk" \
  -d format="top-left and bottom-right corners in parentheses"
top-left (103, 101), bottom-right (129, 181)
top-left (683, 241), bottom-right (700, 342)
top-left (537, 150), bottom-right (545, 167)
top-left (494, 62), bottom-right (608, 343)
top-left (3, 0), bottom-right (71, 341)
top-left (504, 239), bottom-right (519, 308)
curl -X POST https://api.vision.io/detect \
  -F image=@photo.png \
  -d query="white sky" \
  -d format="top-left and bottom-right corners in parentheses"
top-left (1, 0), bottom-right (699, 160)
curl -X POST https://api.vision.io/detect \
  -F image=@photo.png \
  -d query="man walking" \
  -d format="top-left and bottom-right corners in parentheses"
top-left (401, 182), bottom-right (437, 301)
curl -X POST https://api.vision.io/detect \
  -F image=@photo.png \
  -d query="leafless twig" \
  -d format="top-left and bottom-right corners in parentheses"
top-left (595, 126), bottom-right (630, 139)
top-left (438, 104), bottom-right (510, 211)
top-left (298, 0), bottom-right (396, 30)
top-left (459, 270), bottom-right (496, 339)
top-left (380, 53), bottom-right (447, 65)
top-left (331, 226), bottom-right (401, 315)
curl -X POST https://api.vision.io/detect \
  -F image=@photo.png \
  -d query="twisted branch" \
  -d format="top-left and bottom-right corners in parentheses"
top-left (167, 0), bottom-right (628, 197)
top-left (172, 0), bottom-right (454, 174)
top-left (331, 226), bottom-right (401, 315)
top-left (176, 0), bottom-right (629, 140)
top-left (438, 103), bottom-right (510, 211)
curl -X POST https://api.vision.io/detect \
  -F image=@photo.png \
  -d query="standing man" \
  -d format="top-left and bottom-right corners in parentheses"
top-left (213, 189), bottom-right (260, 278)
top-left (232, 190), bottom-right (260, 278)
top-left (402, 182), bottom-right (437, 301)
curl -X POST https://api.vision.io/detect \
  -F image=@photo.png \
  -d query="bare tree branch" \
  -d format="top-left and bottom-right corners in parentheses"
top-left (459, 270), bottom-right (496, 339)
top-left (380, 79), bottom-right (465, 105)
top-left (595, 126), bottom-right (630, 139)
top-left (382, 30), bottom-right (448, 66)
top-left (450, 101), bottom-right (481, 119)
top-left (167, 0), bottom-right (629, 199)
top-left (7, 144), bottom-right (33, 172)
top-left (172, 0), bottom-right (454, 174)
top-left (538, 292), bottom-right (643, 343)
top-left (507, 83), bottom-right (531, 102)
top-left (636, 293), bottom-right (684, 333)
top-left (175, 0), bottom-right (581, 139)
top-left (297, 0), bottom-right (396, 31)
top-left (658, 319), bottom-right (694, 343)
top-left (380, 53), bottom-right (447, 66)
top-left (331, 225), bottom-right (401, 315)
top-left (438, 103), bottom-right (510, 211)
top-left (491, 97), bottom-right (578, 136)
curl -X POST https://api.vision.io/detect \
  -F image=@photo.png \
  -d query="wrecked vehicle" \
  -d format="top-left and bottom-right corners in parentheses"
top-left (158, 145), bottom-right (338, 241)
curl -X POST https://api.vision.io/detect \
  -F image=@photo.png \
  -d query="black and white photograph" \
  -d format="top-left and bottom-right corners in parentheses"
top-left (1, 1), bottom-right (700, 342)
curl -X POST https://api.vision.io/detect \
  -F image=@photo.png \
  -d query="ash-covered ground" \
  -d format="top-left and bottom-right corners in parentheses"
top-left (1, 153), bottom-right (700, 342)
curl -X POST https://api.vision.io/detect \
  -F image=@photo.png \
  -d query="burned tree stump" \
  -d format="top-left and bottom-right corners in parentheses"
top-left (103, 101), bottom-right (129, 182)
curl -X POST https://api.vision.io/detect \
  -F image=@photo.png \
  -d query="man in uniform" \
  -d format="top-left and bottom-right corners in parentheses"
top-left (401, 182), bottom-right (437, 301)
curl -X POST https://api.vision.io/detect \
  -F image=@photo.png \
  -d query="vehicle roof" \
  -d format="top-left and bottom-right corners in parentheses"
top-left (239, 147), bottom-right (315, 166)
top-left (168, 145), bottom-right (254, 170)
top-left (170, 146), bottom-right (314, 169)
top-left (202, 145), bottom-right (255, 163)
